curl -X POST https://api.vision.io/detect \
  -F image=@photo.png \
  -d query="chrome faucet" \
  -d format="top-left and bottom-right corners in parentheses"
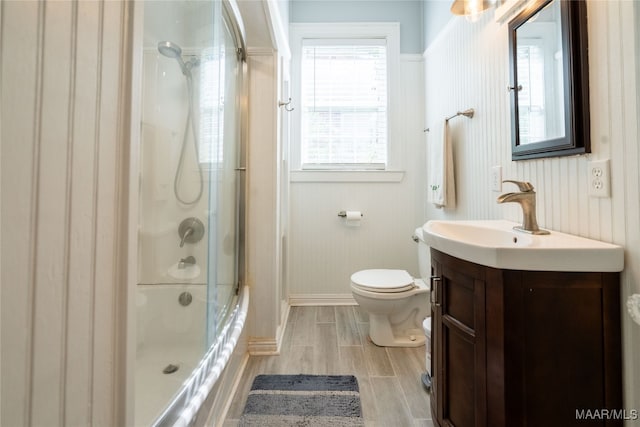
top-left (497, 180), bottom-right (549, 235)
top-left (178, 256), bottom-right (196, 269)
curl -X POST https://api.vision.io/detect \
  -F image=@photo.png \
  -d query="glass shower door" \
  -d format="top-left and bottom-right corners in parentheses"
top-left (204, 10), bottom-right (244, 347)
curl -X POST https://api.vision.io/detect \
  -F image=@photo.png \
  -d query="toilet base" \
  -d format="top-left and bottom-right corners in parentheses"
top-left (369, 334), bottom-right (426, 347)
top-left (369, 313), bottom-right (426, 347)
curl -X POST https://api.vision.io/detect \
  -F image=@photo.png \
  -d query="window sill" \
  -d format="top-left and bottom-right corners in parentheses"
top-left (290, 170), bottom-right (405, 183)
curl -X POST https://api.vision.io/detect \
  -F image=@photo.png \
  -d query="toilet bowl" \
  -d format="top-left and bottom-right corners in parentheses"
top-left (350, 227), bottom-right (430, 347)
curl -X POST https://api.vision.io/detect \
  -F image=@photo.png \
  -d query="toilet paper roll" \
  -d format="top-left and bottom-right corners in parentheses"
top-left (345, 211), bottom-right (362, 227)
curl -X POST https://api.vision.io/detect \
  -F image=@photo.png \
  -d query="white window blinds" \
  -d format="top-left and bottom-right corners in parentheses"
top-left (198, 46), bottom-right (225, 165)
top-left (300, 39), bottom-right (388, 169)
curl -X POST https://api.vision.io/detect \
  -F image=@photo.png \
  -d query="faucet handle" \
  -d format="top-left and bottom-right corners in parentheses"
top-left (502, 180), bottom-right (534, 192)
top-left (178, 217), bottom-right (205, 248)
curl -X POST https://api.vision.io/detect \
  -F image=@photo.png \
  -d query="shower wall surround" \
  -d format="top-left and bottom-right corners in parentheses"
top-left (424, 0), bottom-right (640, 413)
top-left (139, 1), bottom-right (212, 288)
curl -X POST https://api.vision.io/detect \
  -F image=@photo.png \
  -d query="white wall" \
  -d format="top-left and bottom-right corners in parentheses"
top-left (424, 0), bottom-right (640, 416)
top-left (1, 1), bottom-right (133, 425)
top-left (288, 56), bottom-right (426, 302)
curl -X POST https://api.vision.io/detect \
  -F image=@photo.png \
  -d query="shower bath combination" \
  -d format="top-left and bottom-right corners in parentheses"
top-left (138, 4), bottom-right (247, 424)
top-left (158, 41), bottom-right (204, 205)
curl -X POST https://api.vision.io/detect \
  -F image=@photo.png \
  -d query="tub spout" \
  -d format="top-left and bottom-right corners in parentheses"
top-left (178, 255), bottom-right (196, 269)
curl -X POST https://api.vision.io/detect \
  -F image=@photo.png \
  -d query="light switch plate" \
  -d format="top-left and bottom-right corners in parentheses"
top-left (491, 166), bottom-right (502, 192)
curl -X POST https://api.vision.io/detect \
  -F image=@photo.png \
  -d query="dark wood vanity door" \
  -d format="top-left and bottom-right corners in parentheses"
top-left (431, 252), bottom-right (487, 427)
top-left (503, 271), bottom-right (622, 427)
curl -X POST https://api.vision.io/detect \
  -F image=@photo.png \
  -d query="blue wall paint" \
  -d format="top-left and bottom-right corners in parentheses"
top-left (423, 0), bottom-right (452, 49)
top-left (290, 0), bottom-right (424, 53)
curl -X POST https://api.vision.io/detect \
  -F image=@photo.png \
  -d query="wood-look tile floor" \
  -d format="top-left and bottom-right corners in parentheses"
top-left (223, 306), bottom-right (434, 427)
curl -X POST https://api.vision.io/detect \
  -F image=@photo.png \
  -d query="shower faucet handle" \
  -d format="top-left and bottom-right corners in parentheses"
top-left (178, 217), bottom-right (204, 248)
top-left (179, 228), bottom-right (194, 248)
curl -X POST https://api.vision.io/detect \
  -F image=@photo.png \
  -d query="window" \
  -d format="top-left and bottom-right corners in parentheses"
top-left (301, 40), bottom-right (387, 169)
top-left (291, 23), bottom-right (400, 173)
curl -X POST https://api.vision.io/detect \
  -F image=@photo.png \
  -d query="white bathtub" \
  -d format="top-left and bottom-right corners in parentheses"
top-left (135, 284), bottom-right (207, 426)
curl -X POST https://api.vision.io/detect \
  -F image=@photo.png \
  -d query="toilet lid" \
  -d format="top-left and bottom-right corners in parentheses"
top-left (351, 269), bottom-right (416, 293)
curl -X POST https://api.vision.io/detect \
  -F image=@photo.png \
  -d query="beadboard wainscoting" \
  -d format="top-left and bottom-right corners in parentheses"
top-left (1, 1), bottom-right (134, 425)
top-left (288, 56), bottom-right (426, 302)
top-left (424, 0), bottom-right (640, 412)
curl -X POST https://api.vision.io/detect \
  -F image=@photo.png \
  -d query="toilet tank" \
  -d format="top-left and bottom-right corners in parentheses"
top-left (414, 227), bottom-right (430, 279)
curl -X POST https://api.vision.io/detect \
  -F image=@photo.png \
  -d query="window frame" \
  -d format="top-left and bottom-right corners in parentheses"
top-left (290, 23), bottom-right (401, 179)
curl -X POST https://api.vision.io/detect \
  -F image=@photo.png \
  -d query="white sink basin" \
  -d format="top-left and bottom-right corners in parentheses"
top-left (423, 220), bottom-right (624, 272)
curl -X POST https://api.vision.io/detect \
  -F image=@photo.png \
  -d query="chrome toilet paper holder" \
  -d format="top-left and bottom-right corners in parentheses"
top-left (338, 211), bottom-right (364, 217)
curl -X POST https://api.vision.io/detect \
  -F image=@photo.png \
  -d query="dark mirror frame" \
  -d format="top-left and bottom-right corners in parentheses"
top-left (509, 0), bottom-right (590, 160)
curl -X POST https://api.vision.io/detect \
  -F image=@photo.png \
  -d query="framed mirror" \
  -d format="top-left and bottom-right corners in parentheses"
top-left (508, 0), bottom-right (590, 160)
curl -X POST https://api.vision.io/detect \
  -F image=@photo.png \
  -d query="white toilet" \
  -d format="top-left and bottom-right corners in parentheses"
top-left (350, 227), bottom-right (430, 347)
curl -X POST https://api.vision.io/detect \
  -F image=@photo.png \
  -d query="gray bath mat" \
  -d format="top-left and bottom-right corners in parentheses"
top-left (239, 374), bottom-right (364, 426)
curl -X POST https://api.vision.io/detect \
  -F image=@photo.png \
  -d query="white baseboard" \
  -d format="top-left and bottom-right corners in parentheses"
top-left (288, 293), bottom-right (357, 306)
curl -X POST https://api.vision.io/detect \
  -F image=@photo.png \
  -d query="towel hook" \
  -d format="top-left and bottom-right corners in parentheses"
top-left (278, 97), bottom-right (294, 112)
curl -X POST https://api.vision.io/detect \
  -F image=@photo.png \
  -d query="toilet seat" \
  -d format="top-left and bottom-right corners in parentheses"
top-left (350, 269), bottom-right (416, 293)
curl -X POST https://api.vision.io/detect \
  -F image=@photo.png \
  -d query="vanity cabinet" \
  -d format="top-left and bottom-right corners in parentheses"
top-left (430, 249), bottom-right (622, 427)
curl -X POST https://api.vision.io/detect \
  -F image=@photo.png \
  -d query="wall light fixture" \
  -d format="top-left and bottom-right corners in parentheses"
top-left (451, 0), bottom-right (498, 22)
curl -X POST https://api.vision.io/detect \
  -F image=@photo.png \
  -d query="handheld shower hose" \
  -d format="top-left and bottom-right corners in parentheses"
top-left (158, 41), bottom-right (204, 205)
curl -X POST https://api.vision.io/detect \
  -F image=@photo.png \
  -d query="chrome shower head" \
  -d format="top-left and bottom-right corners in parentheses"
top-left (158, 41), bottom-right (188, 75)
top-left (158, 41), bottom-right (183, 59)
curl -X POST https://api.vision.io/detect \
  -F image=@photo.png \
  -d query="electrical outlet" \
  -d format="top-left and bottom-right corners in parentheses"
top-left (588, 159), bottom-right (610, 198)
top-left (491, 166), bottom-right (502, 192)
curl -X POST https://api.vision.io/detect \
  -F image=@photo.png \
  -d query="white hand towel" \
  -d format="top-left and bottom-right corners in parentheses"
top-left (428, 120), bottom-right (456, 209)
